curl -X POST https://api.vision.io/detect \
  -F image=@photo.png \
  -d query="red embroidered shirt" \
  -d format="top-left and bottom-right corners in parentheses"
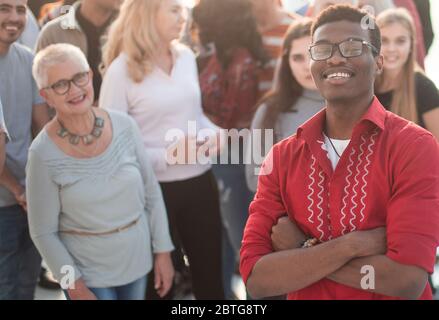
top-left (240, 97), bottom-right (439, 299)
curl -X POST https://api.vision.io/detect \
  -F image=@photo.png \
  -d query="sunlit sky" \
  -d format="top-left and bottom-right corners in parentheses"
top-left (183, 0), bottom-right (195, 8)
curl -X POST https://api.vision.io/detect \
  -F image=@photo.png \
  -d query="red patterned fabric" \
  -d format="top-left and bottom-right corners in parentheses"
top-left (199, 48), bottom-right (260, 129)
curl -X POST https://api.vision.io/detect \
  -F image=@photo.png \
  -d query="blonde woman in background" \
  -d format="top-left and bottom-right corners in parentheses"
top-left (100, 0), bottom-right (224, 300)
top-left (375, 8), bottom-right (439, 139)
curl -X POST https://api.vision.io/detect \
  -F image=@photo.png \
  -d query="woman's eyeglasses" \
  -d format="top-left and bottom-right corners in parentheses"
top-left (44, 71), bottom-right (90, 95)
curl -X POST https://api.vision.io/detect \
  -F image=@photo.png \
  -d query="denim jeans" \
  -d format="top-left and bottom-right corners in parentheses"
top-left (0, 205), bottom-right (42, 300)
top-left (81, 275), bottom-right (147, 300)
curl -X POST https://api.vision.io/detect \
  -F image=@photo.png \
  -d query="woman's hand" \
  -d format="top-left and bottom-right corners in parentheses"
top-left (153, 252), bottom-right (175, 298)
top-left (66, 278), bottom-right (97, 300)
top-left (13, 186), bottom-right (27, 212)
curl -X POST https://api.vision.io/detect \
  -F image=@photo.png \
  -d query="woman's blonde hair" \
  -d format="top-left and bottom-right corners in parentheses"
top-left (376, 8), bottom-right (421, 124)
top-left (101, 0), bottom-right (162, 83)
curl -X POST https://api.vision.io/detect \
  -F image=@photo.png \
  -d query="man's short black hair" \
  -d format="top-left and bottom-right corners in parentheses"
top-left (311, 4), bottom-right (381, 55)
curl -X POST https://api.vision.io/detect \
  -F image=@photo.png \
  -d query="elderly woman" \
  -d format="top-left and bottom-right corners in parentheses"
top-left (27, 43), bottom-right (174, 300)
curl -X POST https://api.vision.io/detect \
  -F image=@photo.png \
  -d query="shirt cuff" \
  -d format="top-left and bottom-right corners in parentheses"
top-left (386, 233), bottom-right (438, 274)
top-left (153, 241), bottom-right (175, 254)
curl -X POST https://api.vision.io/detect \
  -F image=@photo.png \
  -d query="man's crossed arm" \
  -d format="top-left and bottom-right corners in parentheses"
top-left (251, 217), bottom-right (428, 300)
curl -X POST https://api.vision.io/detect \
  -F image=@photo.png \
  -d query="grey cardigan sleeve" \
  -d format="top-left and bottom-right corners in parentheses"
top-left (130, 119), bottom-right (174, 253)
top-left (26, 150), bottom-right (82, 284)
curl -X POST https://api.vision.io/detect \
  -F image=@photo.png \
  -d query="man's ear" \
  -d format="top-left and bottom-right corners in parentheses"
top-left (375, 54), bottom-right (384, 76)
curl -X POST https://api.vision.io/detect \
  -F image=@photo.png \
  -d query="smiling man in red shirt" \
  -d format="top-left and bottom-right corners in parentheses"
top-left (240, 4), bottom-right (439, 300)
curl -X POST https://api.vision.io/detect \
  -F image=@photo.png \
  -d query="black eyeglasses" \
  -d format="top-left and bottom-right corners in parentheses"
top-left (44, 71), bottom-right (90, 95)
top-left (309, 38), bottom-right (378, 61)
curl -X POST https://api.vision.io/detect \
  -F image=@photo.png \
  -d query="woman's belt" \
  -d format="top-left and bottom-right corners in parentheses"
top-left (59, 217), bottom-right (140, 236)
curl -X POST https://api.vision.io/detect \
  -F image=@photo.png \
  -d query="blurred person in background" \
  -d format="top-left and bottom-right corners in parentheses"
top-left (27, 0), bottom-right (50, 17)
top-left (249, 0), bottom-right (299, 97)
top-left (194, 0), bottom-right (268, 130)
top-left (412, 0), bottom-right (434, 55)
top-left (38, 0), bottom-right (76, 26)
top-left (246, 18), bottom-right (325, 193)
top-left (393, 0), bottom-right (426, 67)
top-left (18, 8), bottom-right (39, 49)
top-left (193, 0), bottom-right (268, 299)
top-left (375, 8), bottom-right (439, 140)
top-left (0, 0), bottom-right (50, 300)
top-left (100, 0), bottom-right (224, 300)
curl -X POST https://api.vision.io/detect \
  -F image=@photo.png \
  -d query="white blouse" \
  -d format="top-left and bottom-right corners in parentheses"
top-left (100, 42), bottom-right (218, 182)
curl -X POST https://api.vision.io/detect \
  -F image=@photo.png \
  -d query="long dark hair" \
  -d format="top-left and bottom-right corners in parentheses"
top-left (192, 0), bottom-right (269, 69)
top-left (260, 18), bottom-right (313, 130)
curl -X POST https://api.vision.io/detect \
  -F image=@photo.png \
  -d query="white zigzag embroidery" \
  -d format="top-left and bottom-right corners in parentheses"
top-left (340, 148), bottom-right (356, 235)
top-left (359, 130), bottom-right (379, 222)
top-left (307, 155), bottom-right (317, 224)
top-left (349, 136), bottom-right (367, 231)
top-left (316, 170), bottom-right (326, 241)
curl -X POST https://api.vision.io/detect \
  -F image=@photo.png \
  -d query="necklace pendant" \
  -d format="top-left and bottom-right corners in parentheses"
top-left (57, 127), bottom-right (69, 138)
top-left (69, 135), bottom-right (80, 145)
top-left (94, 117), bottom-right (104, 128)
top-left (92, 127), bottom-right (103, 138)
top-left (83, 134), bottom-right (94, 145)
